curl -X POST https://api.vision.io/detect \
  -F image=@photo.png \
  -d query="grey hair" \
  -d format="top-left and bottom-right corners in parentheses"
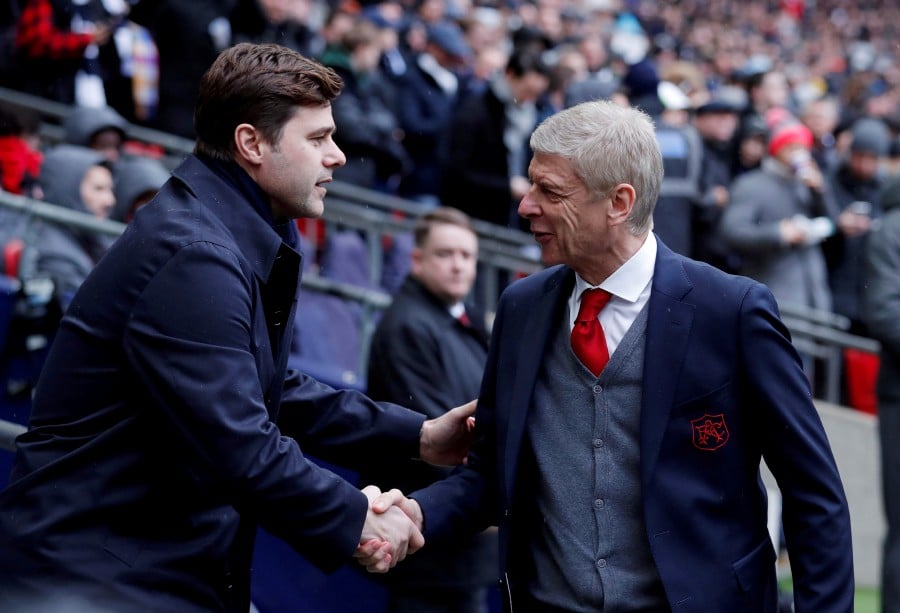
top-left (529, 100), bottom-right (663, 235)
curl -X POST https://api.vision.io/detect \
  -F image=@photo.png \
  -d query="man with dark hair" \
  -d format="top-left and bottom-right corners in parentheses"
top-left (0, 43), bottom-right (474, 612)
top-left (364, 206), bottom-right (496, 611)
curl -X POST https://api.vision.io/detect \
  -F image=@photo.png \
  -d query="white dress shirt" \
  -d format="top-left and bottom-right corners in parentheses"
top-left (568, 234), bottom-right (657, 357)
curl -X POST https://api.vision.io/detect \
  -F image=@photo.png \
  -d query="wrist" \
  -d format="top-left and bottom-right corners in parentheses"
top-left (418, 420), bottom-right (429, 460)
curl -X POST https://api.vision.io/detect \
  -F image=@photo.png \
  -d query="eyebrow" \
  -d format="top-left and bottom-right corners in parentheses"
top-left (308, 124), bottom-right (336, 138)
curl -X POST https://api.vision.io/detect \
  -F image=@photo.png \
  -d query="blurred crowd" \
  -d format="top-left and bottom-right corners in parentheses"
top-left (0, 0), bottom-right (898, 404)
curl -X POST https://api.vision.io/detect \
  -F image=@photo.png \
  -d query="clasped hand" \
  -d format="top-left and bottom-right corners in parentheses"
top-left (354, 399), bottom-right (475, 572)
top-left (353, 486), bottom-right (424, 573)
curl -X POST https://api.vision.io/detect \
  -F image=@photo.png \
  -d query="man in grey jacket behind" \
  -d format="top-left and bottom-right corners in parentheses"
top-left (864, 171), bottom-right (900, 613)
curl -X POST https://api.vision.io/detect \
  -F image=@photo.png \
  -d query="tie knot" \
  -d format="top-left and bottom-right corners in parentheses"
top-left (576, 289), bottom-right (612, 321)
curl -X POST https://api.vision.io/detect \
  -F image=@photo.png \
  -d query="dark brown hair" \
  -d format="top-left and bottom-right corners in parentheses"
top-left (413, 207), bottom-right (476, 248)
top-left (194, 43), bottom-right (343, 161)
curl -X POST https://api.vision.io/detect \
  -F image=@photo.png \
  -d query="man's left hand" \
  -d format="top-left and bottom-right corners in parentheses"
top-left (419, 399), bottom-right (476, 466)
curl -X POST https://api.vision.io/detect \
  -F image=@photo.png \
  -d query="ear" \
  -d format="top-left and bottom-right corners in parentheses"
top-left (233, 123), bottom-right (265, 167)
top-left (608, 183), bottom-right (636, 226)
top-left (410, 246), bottom-right (424, 275)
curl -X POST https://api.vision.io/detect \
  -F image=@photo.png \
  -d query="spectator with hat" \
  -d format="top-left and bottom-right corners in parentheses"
top-left (690, 86), bottom-right (746, 273)
top-left (720, 119), bottom-right (839, 314)
top-left (823, 116), bottom-right (892, 337)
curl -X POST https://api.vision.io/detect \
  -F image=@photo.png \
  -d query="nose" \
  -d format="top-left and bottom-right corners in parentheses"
top-left (327, 141), bottom-right (347, 168)
top-left (517, 187), bottom-right (539, 219)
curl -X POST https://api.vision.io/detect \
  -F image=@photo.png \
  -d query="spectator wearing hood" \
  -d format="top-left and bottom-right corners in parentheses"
top-left (110, 155), bottom-right (170, 223)
top-left (621, 58), bottom-right (663, 117)
top-left (33, 144), bottom-right (115, 305)
top-left (62, 104), bottom-right (128, 163)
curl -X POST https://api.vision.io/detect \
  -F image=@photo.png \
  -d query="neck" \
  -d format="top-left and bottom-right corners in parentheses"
top-left (576, 232), bottom-right (646, 286)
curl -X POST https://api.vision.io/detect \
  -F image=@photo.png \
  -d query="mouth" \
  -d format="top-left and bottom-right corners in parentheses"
top-left (532, 230), bottom-right (552, 244)
top-left (315, 177), bottom-right (332, 191)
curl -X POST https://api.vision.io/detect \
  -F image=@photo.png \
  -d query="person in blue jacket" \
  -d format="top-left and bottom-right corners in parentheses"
top-left (371, 99), bottom-right (854, 612)
top-left (0, 42), bottom-right (474, 612)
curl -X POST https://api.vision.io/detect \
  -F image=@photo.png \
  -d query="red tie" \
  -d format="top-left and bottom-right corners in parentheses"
top-left (571, 289), bottom-right (612, 376)
top-left (457, 311), bottom-right (471, 327)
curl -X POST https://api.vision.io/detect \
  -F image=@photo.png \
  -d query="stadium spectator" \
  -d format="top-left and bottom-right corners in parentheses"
top-left (864, 171), bottom-right (900, 613)
top-left (395, 20), bottom-right (471, 206)
top-left (720, 119), bottom-right (838, 313)
top-left (320, 16), bottom-right (410, 193)
top-left (440, 46), bottom-right (550, 228)
top-left (690, 86), bottom-right (745, 273)
top-left (30, 144), bottom-right (115, 305)
top-left (0, 102), bottom-right (42, 197)
top-left (109, 154), bottom-right (170, 223)
top-left (61, 103), bottom-right (127, 162)
top-left (824, 116), bottom-right (891, 337)
top-left (129, 0), bottom-right (234, 138)
top-left (14, 0), bottom-right (117, 105)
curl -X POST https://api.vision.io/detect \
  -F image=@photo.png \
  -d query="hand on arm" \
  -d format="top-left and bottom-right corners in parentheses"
top-left (419, 399), bottom-right (477, 466)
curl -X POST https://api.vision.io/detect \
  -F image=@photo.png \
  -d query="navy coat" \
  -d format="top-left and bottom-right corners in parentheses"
top-left (0, 155), bottom-right (425, 611)
top-left (413, 239), bottom-right (854, 612)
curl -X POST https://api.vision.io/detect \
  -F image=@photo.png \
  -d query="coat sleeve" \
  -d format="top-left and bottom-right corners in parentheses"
top-left (739, 282), bottom-right (854, 611)
top-left (122, 240), bottom-right (375, 571)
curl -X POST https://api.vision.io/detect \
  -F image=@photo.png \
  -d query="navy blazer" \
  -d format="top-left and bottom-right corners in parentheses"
top-left (414, 238), bottom-right (853, 612)
top-left (0, 155), bottom-right (425, 612)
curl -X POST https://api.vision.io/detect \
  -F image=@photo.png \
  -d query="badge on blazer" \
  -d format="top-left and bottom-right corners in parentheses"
top-left (690, 413), bottom-right (730, 451)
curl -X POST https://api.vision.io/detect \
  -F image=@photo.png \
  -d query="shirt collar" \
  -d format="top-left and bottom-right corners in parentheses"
top-left (574, 233), bottom-right (656, 304)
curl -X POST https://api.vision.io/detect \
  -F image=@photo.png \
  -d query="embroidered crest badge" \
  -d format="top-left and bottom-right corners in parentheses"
top-left (690, 413), bottom-right (730, 451)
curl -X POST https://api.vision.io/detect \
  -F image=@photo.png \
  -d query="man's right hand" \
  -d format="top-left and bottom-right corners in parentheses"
top-left (354, 486), bottom-right (424, 573)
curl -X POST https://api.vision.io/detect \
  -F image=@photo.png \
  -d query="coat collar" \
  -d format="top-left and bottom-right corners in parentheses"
top-left (171, 155), bottom-right (302, 284)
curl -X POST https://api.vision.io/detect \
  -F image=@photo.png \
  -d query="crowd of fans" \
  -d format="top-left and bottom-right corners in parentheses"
top-left (0, 0), bottom-right (898, 404)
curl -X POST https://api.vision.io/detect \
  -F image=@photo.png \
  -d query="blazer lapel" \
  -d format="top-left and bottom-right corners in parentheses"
top-left (503, 267), bottom-right (573, 492)
top-left (641, 241), bottom-right (695, 488)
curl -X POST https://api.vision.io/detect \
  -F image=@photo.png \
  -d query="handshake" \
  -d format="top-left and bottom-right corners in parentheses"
top-left (353, 486), bottom-right (424, 573)
top-left (351, 398), bottom-right (477, 573)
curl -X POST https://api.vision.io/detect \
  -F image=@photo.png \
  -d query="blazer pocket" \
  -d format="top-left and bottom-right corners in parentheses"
top-left (732, 536), bottom-right (777, 592)
top-left (672, 380), bottom-right (733, 416)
